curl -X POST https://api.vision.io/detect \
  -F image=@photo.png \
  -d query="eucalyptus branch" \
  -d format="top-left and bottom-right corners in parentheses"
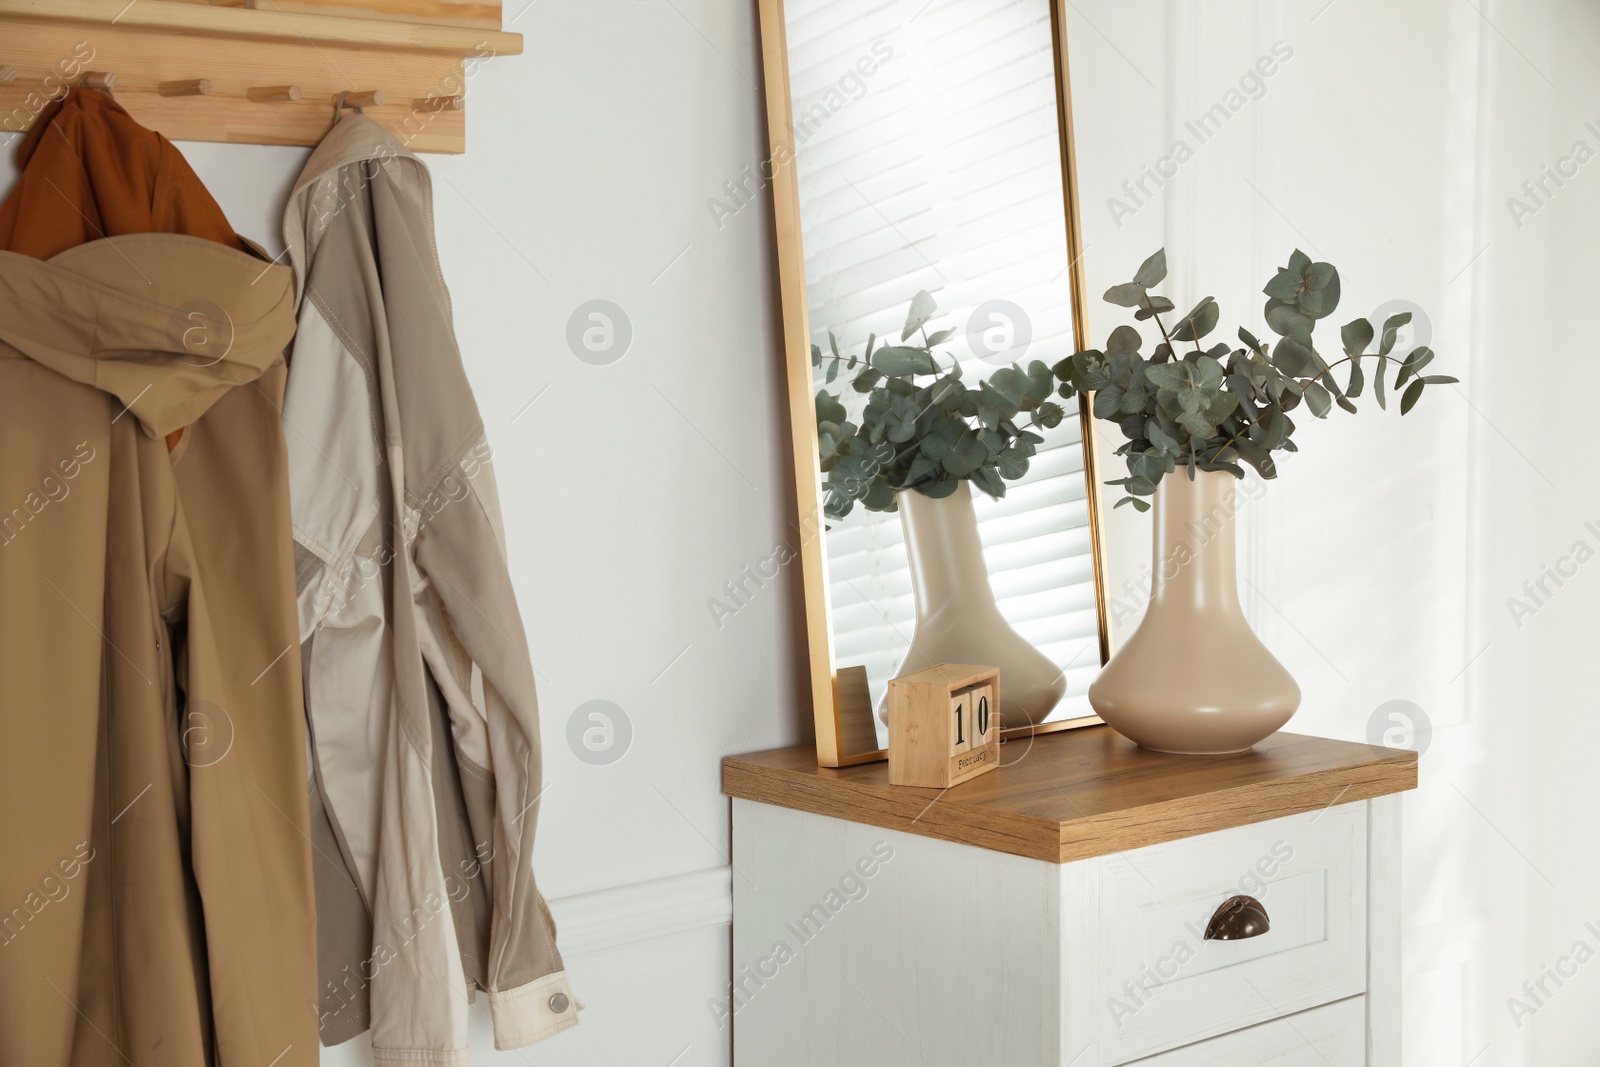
top-left (1206, 428), bottom-right (1248, 465)
top-left (1298, 353), bottom-right (1357, 390)
top-left (1053, 247), bottom-right (1454, 508)
top-left (814, 291), bottom-right (1067, 520)
top-left (1147, 304), bottom-right (1177, 353)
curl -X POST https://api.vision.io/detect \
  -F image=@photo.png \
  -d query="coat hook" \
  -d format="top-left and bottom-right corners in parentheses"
top-left (413, 94), bottom-right (463, 113)
top-left (334, 90), bottom-right (386, 114)
top-left (80, 71), bottom-right (118, 94)
top-left (248, 85), bottom-right (302, 103)
top-left (159, 79), bottom-right (213, 98)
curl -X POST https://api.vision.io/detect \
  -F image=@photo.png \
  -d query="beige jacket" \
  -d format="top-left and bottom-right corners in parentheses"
top-left (0, 236), bottom-right (319, 1065)
top-left (283, 114), bottom-right (576, 1062)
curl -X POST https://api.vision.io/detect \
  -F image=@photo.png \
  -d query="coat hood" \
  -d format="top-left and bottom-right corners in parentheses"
top-left (0, 236), bottom-right (297, 438)
top-left (0, 86), bottom-right (291, 439)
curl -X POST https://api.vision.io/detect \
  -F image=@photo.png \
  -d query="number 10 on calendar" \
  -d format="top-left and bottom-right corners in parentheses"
top-left (887, 664), bottom-right (1001, 788)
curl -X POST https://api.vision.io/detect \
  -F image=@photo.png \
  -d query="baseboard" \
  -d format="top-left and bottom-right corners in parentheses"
top-left (548, 865), bottom-right (733, 958)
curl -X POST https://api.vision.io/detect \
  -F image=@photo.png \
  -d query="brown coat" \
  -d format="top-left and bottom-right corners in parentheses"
top-left (0, 88), bottom-right (244, 257)
top-left (0, 89), bottom-right (319, 1066)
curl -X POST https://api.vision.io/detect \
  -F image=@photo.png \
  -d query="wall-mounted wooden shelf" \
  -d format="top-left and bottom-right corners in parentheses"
top-left (0, 0), bottom-right (523, 153)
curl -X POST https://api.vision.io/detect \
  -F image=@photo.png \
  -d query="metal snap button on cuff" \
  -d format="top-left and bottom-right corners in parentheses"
top-left (549, 993), bottom-right (570, 1014)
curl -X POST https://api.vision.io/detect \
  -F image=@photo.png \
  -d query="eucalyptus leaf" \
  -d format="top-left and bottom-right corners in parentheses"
top-left (969, 465), bottom-right (1006, 499)
top-left (1346, 358), bottom-right (1364, 398)
top-left (942, 433), bottom-right (989, 478)
top-left (1262, 409), bottom-right (1290, 449)
top-left (1400, 379), bottom-right (1425, 414)
top-left (1135, 296), bottom-right (1176, 321)
top-left (1264, 298), bottom-right (1314, 342)
top-left (1104, 282), bottom-right (1147, 308)
top-left (1129, 451), bottom-right (1168, 485)
top-left (1093, 387), bottom-right (1124, 421)
top-left (1263, 269), bottom-right (1300, 301)
top-left (873, 345), bottom-right (938, 377)
top-left (1106, 324), bottom-right (1143, 357)
top-left (1395, 346), bottom-right (1434, 388)
top-left (852, 367), bottom-right (884, 393)
top-left (1133, 248), bottom-right (1168, 288)
top-left (862, 478), bottom-right (896, 511)
top-left (816, 390), bottom-right (847, 426)
top-left (1272, 335), bottom-right (1320, 377)
top-left (1146, 417), bottom-right (1181, 452)
top-left (1171, 297), bottom-right (1220, 342)
top-left (996, 447), bottom-right (1030, 480)
top-left (1235, 438), bottom-right (1278, 479)
top-left (1378, 312), bottom-right (1411, 356)
top-left (906, 454), bottom-right (940, 485)
top-left (1341, 318), bottom-right (1374, 357)
top-left (902, 290), bottom-right (937, 341)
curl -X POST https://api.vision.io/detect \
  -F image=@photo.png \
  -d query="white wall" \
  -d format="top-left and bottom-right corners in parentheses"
top-left (1071, 1), bottom-right (1600, 1064)
top-left (9, 1), bottom-right (1598, 1063)
top-left (2, 2), bottom-right (801, 1064)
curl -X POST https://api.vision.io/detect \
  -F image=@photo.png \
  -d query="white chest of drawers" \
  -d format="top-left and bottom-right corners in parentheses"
top-left (722, 727), bottom-right (1415, 1066)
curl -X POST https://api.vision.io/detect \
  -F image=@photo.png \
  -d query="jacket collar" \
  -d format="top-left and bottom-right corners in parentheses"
top-left (283, 114), bottom-right (436, 310)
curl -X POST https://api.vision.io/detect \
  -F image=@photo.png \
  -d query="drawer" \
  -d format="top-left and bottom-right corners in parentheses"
top-left (1124, 996), bottom-right (1367, 1065)
top-left (1069, 803), bottom-right (1368, 1065)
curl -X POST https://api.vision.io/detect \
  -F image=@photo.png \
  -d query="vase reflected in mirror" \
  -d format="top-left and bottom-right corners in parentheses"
top-left (877, 481), bottom-right (1065, 729)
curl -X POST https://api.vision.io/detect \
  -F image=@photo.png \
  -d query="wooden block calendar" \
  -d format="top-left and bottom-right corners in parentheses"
top-left (887, 664), bottom-right (1000, 788)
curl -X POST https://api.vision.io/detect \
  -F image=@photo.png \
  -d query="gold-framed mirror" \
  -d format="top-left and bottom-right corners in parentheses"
top-left (757, 0), bottom-right (1112, 766)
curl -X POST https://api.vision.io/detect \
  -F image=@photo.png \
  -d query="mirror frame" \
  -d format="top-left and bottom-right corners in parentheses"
top-left (756, 0), bottom-right (1113, 766)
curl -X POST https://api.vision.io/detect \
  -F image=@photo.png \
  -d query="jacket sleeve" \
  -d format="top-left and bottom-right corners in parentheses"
top-left (410, 437), bottom-right (580, 1051)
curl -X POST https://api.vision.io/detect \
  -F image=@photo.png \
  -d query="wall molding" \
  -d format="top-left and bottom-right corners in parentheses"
top-left (548, 866), bottom-right (733, 959)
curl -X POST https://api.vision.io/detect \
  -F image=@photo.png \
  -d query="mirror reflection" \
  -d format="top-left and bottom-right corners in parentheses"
top-left (784, 0), bottom-right (1104, 754)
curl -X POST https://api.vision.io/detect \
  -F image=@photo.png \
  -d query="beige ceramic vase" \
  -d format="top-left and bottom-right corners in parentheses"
top-left (877, 480), bottom-right (1065, 728)
top-left (1088, 468), bottom-right (1299, 754)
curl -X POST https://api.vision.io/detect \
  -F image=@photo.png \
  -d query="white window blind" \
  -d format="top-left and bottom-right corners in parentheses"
top-left (786, 0), bottom-right (1101, 723)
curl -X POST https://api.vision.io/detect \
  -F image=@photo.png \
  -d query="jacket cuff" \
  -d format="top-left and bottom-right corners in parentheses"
top-left (488, 970), bottom-right (581, 1050)
top-left (371, 1049), bottom-right (467, 1065)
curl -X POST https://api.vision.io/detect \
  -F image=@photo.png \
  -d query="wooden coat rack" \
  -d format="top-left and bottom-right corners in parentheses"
top-left (0, 0), bottom-right (522, 153)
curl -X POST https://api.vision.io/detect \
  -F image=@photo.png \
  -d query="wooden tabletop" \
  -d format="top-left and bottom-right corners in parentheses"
top-left (723, 725), bottom-right (1417, 864)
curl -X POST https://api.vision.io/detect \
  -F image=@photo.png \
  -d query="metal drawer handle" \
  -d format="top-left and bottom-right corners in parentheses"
top-left (1204, 895), bottom-right (1270, 940)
